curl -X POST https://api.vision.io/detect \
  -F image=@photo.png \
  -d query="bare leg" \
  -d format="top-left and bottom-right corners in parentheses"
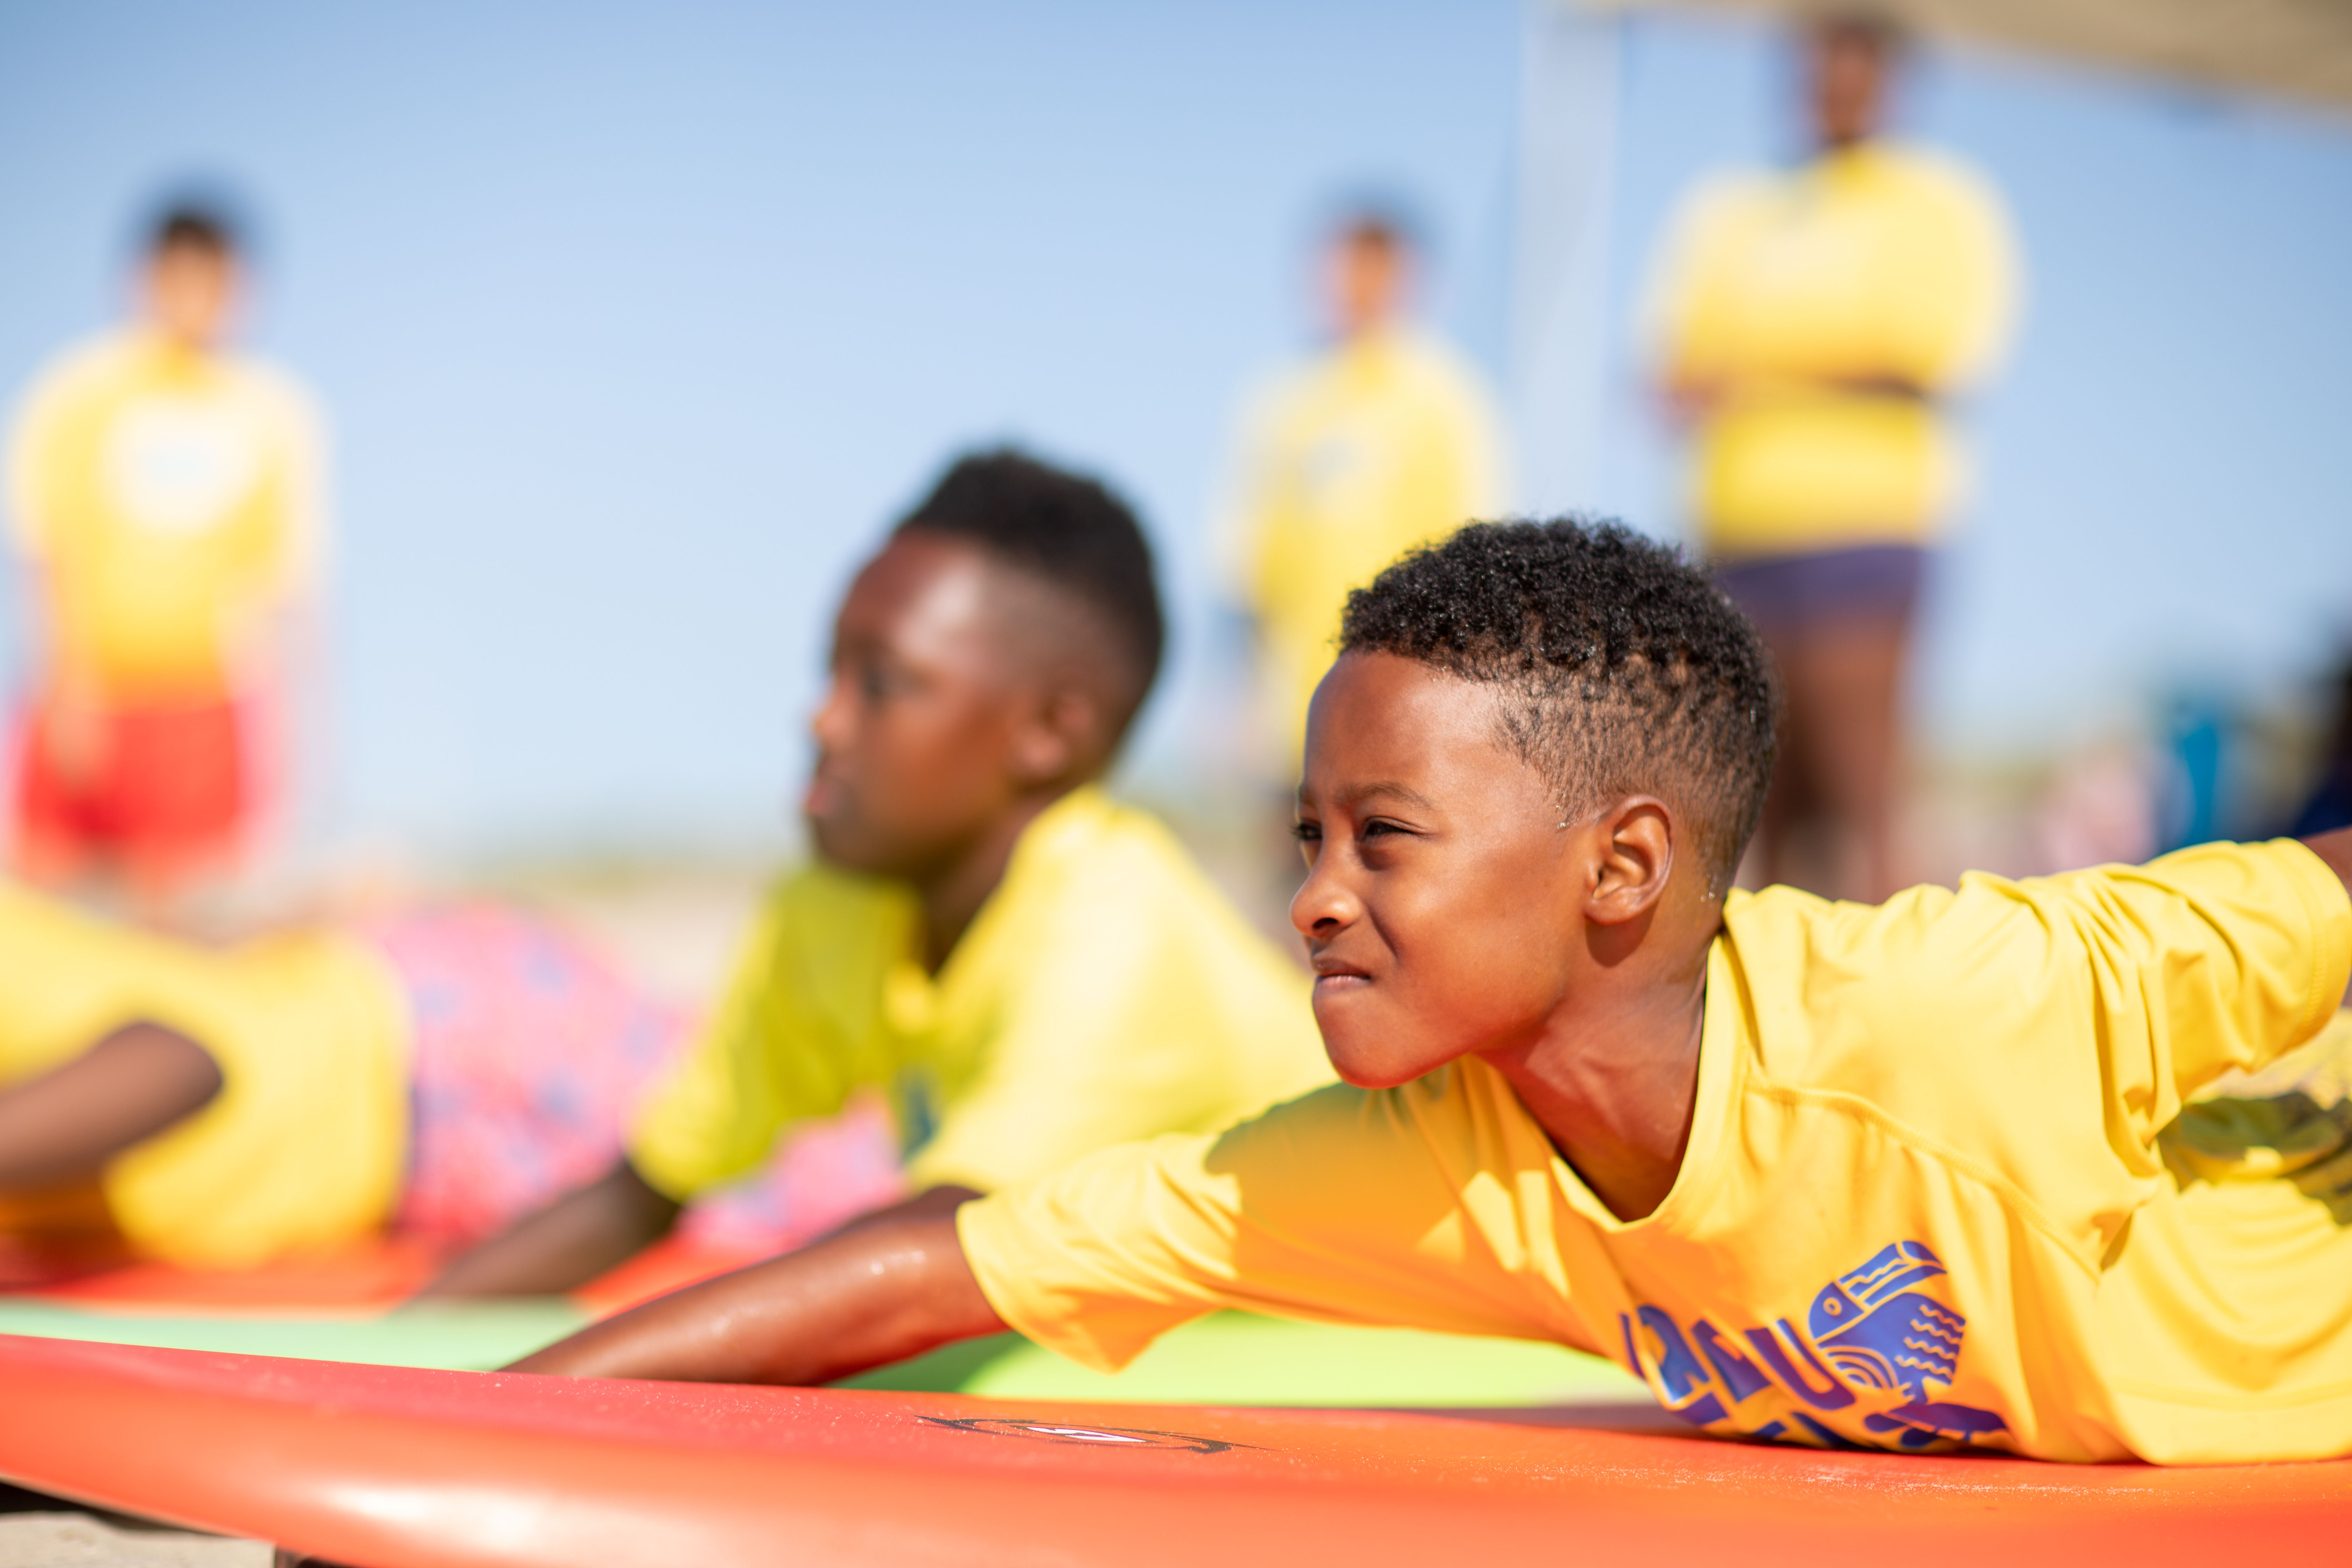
top-left (1773, 614), bottom-right (1912, 903)
top-left (1750, 625), bottom-right (1813, 890)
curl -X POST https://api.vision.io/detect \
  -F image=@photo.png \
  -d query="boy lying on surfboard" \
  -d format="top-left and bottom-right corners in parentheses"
top-left (516, 518), bottom-right (2352, 1465)
top-left (425, 450), bottom-right (1331, 1295)
top-left (0, 892), bottom-right (695, 1277)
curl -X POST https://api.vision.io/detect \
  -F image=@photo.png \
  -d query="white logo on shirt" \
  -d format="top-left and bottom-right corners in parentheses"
top-left (102, 394), bottom-right (265, 535)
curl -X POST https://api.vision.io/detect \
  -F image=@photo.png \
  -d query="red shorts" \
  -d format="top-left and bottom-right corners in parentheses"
top-left (14, 693), bottom-right (247, 880)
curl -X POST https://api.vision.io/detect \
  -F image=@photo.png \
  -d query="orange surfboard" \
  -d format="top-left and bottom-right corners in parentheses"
top-left (1, 1332), bottom-right (2347, 1567)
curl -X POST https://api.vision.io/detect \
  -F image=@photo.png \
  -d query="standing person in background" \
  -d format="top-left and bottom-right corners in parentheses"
top-left (6, 200), bottom-right (326, 927)
top-left (1220, 206), bottom-right (1506, 782)
top-left (1650, 16), bottom-right (2019, 901)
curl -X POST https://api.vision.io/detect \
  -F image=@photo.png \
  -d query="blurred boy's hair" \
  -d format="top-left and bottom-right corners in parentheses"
top-left (896, 449), bottom-right (1166, 743)
top-left (148, 200), bottom-right (240, 260)
top-left (1328, 195), bottom-right (1422, 259)
top-left (1812, 10), bottom-right (1908, 62)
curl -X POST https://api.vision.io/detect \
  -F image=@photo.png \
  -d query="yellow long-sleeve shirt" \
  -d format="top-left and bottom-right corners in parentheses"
top-left (966, 841), bottom-right (2352, 1464)
top-left (1651, 141), bottom-right (2021, 558)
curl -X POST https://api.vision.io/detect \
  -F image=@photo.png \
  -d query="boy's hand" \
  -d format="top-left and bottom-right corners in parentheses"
top-left (506, 1212), bottom-right (1005, 1385)
top-left (0, 1022), bottom-right (222, 1189)
top-left (419, 1161), bottom-right (680, 1299)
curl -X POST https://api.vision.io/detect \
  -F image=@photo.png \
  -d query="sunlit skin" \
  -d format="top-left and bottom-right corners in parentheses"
top-left (1292, 651), bottom-right (1717, 1221)
top-left (1809, 23), bottom-right (1890, 152)
top-left (1326, 230), bottom-right (1406, 343)
top-left (807, 530), bottom-right (1113, 971)
top-left (141, 244), bottom-right (239, 352)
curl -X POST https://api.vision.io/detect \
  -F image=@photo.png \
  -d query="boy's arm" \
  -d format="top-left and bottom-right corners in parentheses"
top-left (505, 1214), bottom-right (1003, 1384)
top-left (2300, 825), bottom-right (2352, 1004)
top-left (510, 1086), bottom-right (1553, 1388)
top-left (0, 1022), bottom-right (221, 1187)
top-left (419, 1161), bottom-right (681, 1299)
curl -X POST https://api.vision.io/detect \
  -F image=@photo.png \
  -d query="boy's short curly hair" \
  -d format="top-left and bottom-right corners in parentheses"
top-left (896, 448), bottom-right (1165, 742)
top-left (1338, 519), bottom-right (1779, 894)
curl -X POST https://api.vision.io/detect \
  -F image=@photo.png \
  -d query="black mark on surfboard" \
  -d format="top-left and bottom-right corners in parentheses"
top-left (919, 1416), bottom-right (1257, 1454)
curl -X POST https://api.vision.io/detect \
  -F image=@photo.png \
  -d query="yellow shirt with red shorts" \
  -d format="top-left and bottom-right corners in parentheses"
top-left (5, 330), bottom-right (322, 880)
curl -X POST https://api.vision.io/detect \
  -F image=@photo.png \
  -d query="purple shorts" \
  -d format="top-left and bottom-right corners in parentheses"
top-left (1714, 544), bottom-right (1927, 634)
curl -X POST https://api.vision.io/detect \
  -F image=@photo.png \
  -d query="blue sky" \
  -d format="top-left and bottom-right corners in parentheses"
top-left (0, 2), bottom-right (2346, 855)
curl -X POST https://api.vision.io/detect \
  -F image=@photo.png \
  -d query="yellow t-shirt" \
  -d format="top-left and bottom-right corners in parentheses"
top-left (0, 884), bottom-right (409, 1266)
top-left (1223, 329), bottom-right (1505, 765)
top-left (630, 786), bottom-right (1332, 1199)
top-left (963, 840), bottom-right (2352, 1465)
top-left (1650, 142), bottom-right (2020, 558)
top-left (7, 331), bottom-right (323, 699)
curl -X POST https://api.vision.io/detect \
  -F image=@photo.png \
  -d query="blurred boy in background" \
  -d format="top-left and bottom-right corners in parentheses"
top-left (6, 200), bottom-right (325, 926)
top-left (1649, 16), bottom-right (2019, 900)
top-left (1219, 206), bottom-right (1505, 780)
top-left (0, 890), bottom-right (685, 1281)
top-left (428, 450), bottom-right (1331, 1296)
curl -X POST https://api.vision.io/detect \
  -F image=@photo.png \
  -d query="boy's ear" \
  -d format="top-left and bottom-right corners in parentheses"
top-left (1585, 797), bottom-right (1675, 925)
top-left (1006, 682), bottom-right (1102, 789)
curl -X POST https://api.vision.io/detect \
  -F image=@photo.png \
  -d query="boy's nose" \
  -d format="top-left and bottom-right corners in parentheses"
top-left (809, 677), bottom-right (852, 746)
top-left (1288, 860), bottom-right (1360, 938)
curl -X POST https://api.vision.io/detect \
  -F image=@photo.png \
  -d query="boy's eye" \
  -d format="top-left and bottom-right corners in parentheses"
top-left (1360, 818), bottom-right (1405, 839)
top-left (1290, 820), bottom-right (1322, 843)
